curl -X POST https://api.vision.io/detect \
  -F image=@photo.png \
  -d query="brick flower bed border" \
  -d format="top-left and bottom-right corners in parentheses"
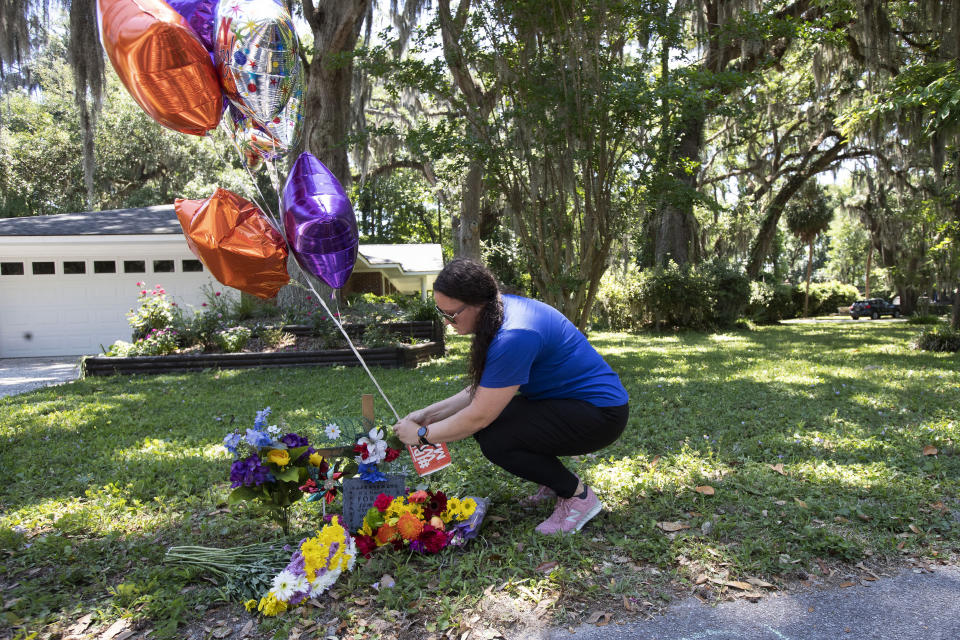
top-left (81, 320), bottom-right (445, 377)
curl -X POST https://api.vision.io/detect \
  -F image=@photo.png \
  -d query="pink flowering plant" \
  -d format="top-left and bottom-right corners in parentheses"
top-left (223, 407), bottom-right (332, 534)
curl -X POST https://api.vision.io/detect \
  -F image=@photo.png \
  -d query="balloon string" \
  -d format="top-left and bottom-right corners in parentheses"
top-left (212, 124), bottom-right (402, 423)
top-left (300, 276), bottom-right (401, 423)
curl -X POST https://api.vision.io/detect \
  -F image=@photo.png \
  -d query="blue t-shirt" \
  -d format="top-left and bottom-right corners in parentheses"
top-left (479, 295), bottom-right (629, 407)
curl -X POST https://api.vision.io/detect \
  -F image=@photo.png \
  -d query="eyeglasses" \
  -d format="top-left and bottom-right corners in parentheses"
top-left (435, 303), bottom-right (468, 323)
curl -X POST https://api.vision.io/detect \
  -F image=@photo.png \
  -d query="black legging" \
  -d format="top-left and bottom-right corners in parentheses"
top-left (473, 396), bottom-right (629, 498)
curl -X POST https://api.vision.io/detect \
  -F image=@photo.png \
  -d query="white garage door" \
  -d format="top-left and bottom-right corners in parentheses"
top-left (1, 246), bottom-right (228, 357)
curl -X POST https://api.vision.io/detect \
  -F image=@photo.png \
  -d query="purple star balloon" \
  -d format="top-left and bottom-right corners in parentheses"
top-left (282, 153), bottom-right (358, 289)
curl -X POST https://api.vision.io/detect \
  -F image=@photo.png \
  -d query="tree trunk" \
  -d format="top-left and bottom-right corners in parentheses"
top-left (804, 240), bottom-right (813, 316)
top-left (746, 173), bottom-right (808, 279)
top-left (455, 157), bottom-right (484, 259)
top-left (952, 285), bottom-right (959, 330)
top-left (652, 114), bottom-right (703, 266)
top-left (865, 244), bottom-right (872, 297)
top-left (300, 0), bottom-right (370, 184)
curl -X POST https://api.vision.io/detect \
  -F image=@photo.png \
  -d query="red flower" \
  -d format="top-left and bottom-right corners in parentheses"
top-left (408, 490), bottom-right (429, 504)
top-left (423, 491), bottom-right (447, 519)
top-left (419, 524), bottom-right (448, 554)
top-left (353, 534), bottom-right (377, 558)
top-left (384, 447), bottom-right (400, 463)
top-left (373, 493), bottom-right (393, 512)
top-left (353, 443), bottom-right (369, 459)
top-left (299, 479), bottom-right (319, 494)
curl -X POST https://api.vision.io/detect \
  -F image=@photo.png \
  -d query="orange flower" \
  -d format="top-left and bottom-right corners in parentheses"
top-left (429, 515), bottom-right (445, 531)
top-left (408, 490), bottom-right (429, 503)
top-left (397, 512), bottom-right (424, 541)
top-left (375, 524), bottom-right (398, 546)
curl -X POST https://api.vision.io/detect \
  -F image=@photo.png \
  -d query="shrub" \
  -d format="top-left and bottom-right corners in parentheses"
top-left (806, 281), bottom-right (860, 316)
top-left (703, 260), bottom-right (751, 328)
top-left (214, 326), bottom-right (252, 353)
top-left (260, 327), bottom-right (295, 349)
top-left (911, 325), bottom-right (960, 352)
top-left (747, 281), bottom-right (799, 324)
top-left (405, 297), bottom-right (441, 322)
top-left (134, 328), bottom-right (180, 355)
top-left (592, 268), bottom-right (641, 331)
top-left (906, 315), bottom-right (943, 325)
top-left (360, 324), bottom-right (396, 348)
top-left (127, 284), bottom-right (179, 340)
top-left (635, 262), bottom-right (715, 331)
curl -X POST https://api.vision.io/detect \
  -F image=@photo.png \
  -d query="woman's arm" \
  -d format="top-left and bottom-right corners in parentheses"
top-left (394, 385), bottom-right (518, 445)
top-left (404, 386), bottom-right (473, 425)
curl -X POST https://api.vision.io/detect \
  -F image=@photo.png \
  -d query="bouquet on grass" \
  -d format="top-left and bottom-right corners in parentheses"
top-left (252, 516), bottom-right (357, 616)
top-left (222, 407), bottom-right (336, 534)
top-left (353, 490), bottom-right (488, 556)
top-left (312, 415), bottom-right (402, 483)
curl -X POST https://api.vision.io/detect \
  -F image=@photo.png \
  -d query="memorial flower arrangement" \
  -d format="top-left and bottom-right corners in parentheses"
top-left (252, 516), bottom-right (357, 616)
top-left (315, 416), bottom-right (402, 483)
top-left (352, 490), bottom-right (486, 556)
top-left (223, 407), bottom-right (332, 533)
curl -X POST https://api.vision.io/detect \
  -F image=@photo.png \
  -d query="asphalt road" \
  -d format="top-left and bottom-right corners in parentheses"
top-left (545, 565), bottom-right (960, 640)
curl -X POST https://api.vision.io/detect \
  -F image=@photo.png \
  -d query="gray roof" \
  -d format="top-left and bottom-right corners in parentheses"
top-left (0, 207), bottom-right (443, 274)
top-left (0, 205), bottom-right (181, 236)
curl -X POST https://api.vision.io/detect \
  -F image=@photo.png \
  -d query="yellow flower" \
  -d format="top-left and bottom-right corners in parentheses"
top-left (244, 599), bottom-right (257, 612)
top-left (257, 592), bottom-right (288, 616)
top-left (309, 452), bottom-right (324, 467)
top-left (443, 497), bottom-right (461, 523)
top-left (459, 498), bottom-right (477, 520)
top-left (385, 496), bottom-right (408, 519)
top-left (301, 517), bottom-right (352, 579)
top-left (266, 449), bottom-right (290, 467)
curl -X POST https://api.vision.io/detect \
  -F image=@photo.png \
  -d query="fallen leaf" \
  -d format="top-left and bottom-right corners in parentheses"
top-left (114, 633), bottom-right (135, 640)
top-left (835, 516), bottom-right (850, 523)
top-left (650, 455), bottom-right (660, 468)
top-left (68, 614), bottom-right (94, 635)
top-left (99, 620), bottom-right (131, 640)
top-left (239, 620), bottom-right (255, 637)
top-left (896, 541), bottom-right (906, 550)
top-left (694, 485), bottom-right (715, 496)
top-left (725, 580), bottom-right (754, 591)
top-left (487, 515), bottom-right (506, 523)
top-left (747, 577), bottom-right (775, 589)
top-left (656, 521), bottom-right (690, 532)
top-left (808, 606), bottom-right (815, 613)
top-left (769, 463), bottom-right (786, 475)
top-left (922, 445), bottom-right (938, 456)
top-left (909, 524), bottom-right (922, 535)
top-left (857, 513), bottom-right (871, 521)
top-left (774, 500), bottom-right (787, 506)
top-left (930, 501), bottom-right (946, 511)
top-left (794, 498), bottom-right (808, 509)
top-left (536, 561), bottom-right (559, 573)
top-left (695, 574), bottom-right (708, 585)
top-left (838, 581), bottom-right (855, 588)
top-left (212, 627), bottom-right (231, 639)
top-left (585, 611), bottom-right (611, 626)
top-left (379, 574), bottom-right (396, 589)
top-left (622, 595), bottom-right (637, 612)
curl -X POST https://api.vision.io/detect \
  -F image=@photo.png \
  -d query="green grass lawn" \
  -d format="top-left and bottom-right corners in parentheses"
top-left (1, 321), bottom-right (959, 639)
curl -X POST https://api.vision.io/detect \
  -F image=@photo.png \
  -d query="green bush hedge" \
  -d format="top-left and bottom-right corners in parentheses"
top-left (592, 261), bottom-right (750, 331)
top-left (911, 325), bottom-right (960, 352)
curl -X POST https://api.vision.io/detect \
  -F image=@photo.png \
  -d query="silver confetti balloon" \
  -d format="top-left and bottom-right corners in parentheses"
top-left (215, 0), bottom-right (301, 129)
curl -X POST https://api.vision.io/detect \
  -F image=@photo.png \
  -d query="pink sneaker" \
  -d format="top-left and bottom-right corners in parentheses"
top-left (534, 487), bottom-right (602, 535)
top-left (519, 484), bottom-right (557, 507)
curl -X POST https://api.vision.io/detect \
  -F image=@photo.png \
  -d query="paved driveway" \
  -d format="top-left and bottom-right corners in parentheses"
top-left (0, 356), bottom-right (83, 398)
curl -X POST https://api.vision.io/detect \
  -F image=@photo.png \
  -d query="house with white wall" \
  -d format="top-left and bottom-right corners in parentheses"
top-left (0, 206), bottom-right (442, 357)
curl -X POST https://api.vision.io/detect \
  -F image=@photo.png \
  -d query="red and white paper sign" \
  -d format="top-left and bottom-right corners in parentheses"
top-left (407, 443), bottom-right (452, 476)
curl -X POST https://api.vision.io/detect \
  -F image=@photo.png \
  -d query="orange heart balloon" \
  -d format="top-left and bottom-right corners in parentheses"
top-left (98, 0), bottom-right (222, 135)
top-left (175, 189), bottom-right (290, 299)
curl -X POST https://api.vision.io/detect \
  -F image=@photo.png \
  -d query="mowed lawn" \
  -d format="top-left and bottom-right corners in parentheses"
top-left (1, 321), bottom-right (958, 639)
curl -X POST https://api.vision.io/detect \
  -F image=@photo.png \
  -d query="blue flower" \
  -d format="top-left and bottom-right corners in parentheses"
top-left (222, 432), bottom-right (243, 455)
top-left (358, 462), bottom-right (386, 483)
top-left (246, 428), bottom-right (273, 448)
top-left (253, 407), bottom-right (272, 430)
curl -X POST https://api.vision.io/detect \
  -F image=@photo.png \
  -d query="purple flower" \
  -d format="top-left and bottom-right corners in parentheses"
top-left (229, 454), bottom-right (271, 487)
top-left (281, 433), bottom-right (308, 449)
top-left (409, 540), bottom-right (426, 553)
top-left (285, 548), bottom-right (306, 575)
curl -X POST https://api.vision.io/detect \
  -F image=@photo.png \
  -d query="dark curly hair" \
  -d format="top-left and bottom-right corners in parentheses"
top-left (433, 258), bottom-right (503, 390)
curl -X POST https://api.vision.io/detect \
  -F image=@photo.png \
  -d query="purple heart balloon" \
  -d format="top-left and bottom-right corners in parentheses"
top-left (282, 153), bottom-right (358, 289)
top-left (166, 0), bottom-right (218, 51)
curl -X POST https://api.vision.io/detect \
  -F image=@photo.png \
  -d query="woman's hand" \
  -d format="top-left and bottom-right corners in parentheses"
top-left (403, 409), bottom-right (429, 426)
top-left (392, 417), bottom-right (422, 446)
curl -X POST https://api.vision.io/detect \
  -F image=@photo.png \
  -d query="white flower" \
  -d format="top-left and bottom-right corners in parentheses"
top-left (266, 424), bottom-right (281, 436)
top-left (345, 536), bottom-right (357, 572)
top-left (355, 427), bottom-right (388, 464)
top-left (324, 423), bottom-right (342, 440)
top-left (310, 567), bottom-right (342, 596)
top-left (271, 569), bottom-right (301, 602)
